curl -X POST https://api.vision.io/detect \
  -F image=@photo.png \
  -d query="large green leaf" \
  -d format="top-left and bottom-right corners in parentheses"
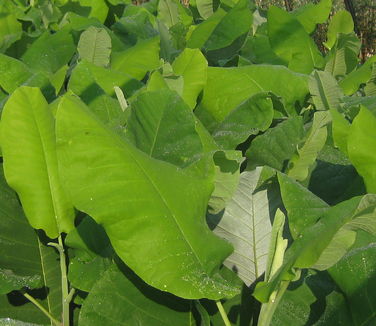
top-left (111, 36), bottom-right (160, 80)
top-left (246, 117), bottom-right (305, 171)
top-left (196, 0), bottom-right (214, 19)
top-left (291, 0), bottom-right (332, 34)
top-left (56, 94), bottom-right (239, 299)
top-left (0, 164), bottom-right (61, 325)
top-left (75, 0), bottom-right (109, 23)
top-left (125, 89), bottom-right (203, 168)
top-left (267, 6), bottom-right (324, 74)
top-left (347, 106), bottom-right (376, 193)
top-left (365, 63), bottom-right (376, 96)
top-left (207, 168), bottom-right (280, 286)
top-left (77, 27), bottom-right (112, 67)
top-left (21, 30), bottom-right (75, 74)
top-left (324, 10), bottom-right (354, 50)
top-left (309, 70), bottom-right (343, 111)
top-left (288, 111), bottom-right (331, 181)
top-left (196, 66), bottom-right (309, 130)
top-left (157, 0), bottom-right (192, 28)
top-left (172, 48), bottom-right (208, 109)
top-left (329, 231), bottom-right (376, 325)
top-left (212, 93), bottom-right (274, 150)
top-left (79, 264), bottom-right (194, 326)
top-left (1, 87), bottom-right (74, 238)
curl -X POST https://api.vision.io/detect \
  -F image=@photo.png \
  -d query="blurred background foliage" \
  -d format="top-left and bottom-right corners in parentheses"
top-left (255, 0), bottom-right (375, 60)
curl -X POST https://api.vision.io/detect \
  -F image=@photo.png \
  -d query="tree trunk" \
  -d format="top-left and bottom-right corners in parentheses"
top-left (284, 0), bottom-right (293, 12)
top-left (344, 0), bottom-right (359, 34)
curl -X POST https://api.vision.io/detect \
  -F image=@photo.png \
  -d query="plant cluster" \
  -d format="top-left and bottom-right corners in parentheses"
top-left (0, 0), bottom-right (375, 325)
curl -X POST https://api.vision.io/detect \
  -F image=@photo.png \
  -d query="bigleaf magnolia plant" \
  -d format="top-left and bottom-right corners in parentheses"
top-left (0, 0), bottom-right (375, 325)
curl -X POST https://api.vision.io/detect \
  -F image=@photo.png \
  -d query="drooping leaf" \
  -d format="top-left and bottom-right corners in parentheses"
top-left (56, 94), bottom-right (239, 299)
top-left (196, 66), bottom-right (309, 130)
top-left (0, 164), bottom-right (62, 324)
top-left (172, 48), bottom-right (208, 109)
top-left (330, 108), bottom-right (350, 155)
top-left (329, 231), bottom-right (376, 326)
top-left (267, 6), bottom-right (324, 74)
top-left (347, 106), bottom-right (376, 193)
top-left (78, 27), bottom-right (112, 67)
top-left (79, 264), bottom-right (194, 326)
top-left (309, 70), bottom-right (343, 111)
top-left (288, 111), bottom-right (331, 181)
top-left (111, 36), bottom-right (160, 80)
top-left (76, 0), bottom-right (109, 23)
top-left (1, 87), bottom-right (74, 238)
top-left (212, 92), bottom-right (274, 150)
top-left (125, 89), bottom-right (203, 168)
top-left (324, 10), bottom-right (354, 50)
top-left (21, 30), bottom-right (75, 74)
top-left (207, 168), bottom-right (280, 286)
top-left (246, 117), bottom-right (305, 171)
top-left (291, 0), bottom-right (332, 34)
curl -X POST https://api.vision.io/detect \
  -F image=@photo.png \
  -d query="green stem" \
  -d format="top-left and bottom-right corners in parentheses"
top-left (216, 300), bottom-right (231, 326)
top-left (23, 293), bottom-right (62, 326)
top-left (48, 236), bottom-right (70, 326)
top-left (257, 281), bottom-right (289, 326)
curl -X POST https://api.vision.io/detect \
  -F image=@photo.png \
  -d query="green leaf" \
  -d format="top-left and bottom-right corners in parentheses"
top-left (288, 111), bottom-right (331, 181)
top-left (157, 0), bottom-right (192, 28)
top-left (291, 0), bottom-right (332, 34)
top-left (76, 0), bottom-right (109, 23)
top-left (172, 48), bottom-right (208, 109)
top-left (111, 36), bottom-right (160, 80)
top-left (308, 144), bottom-right (366, 205)
top-left (330, 108), bottom-right (351, 155)
top-left (254, 196), bottom-right (364, 302)
top-left (271, 270), bottom-right (353, 326)
top-left (0, 2), bottom-right (22, 52)
top-left (309, 70), bottom-right (344, 111)
top-left (203, 0), bottom-right (252, 52)
top-left (246, 117), bottom-right (305, 171)
top-left (0, 55), bottom-right (52, 96)
top-left (79, 264), bottom-right (194, 326)
top-left (207, 168), bottom-right (280, 286)
top-left (347, 106), bottom-right (376, 193)
top-left (329, 231), bottom-right (376, 325)
top-left (125, 89), bottom-right (203, 168)
top-left (21, 30), bottom-right (75, 74)
top-left (212, 93), bottom-right (274, 150)
top-left (278, 172), bottom-right (329, 239)
top-left (324, 10), bottom-right (354, 50)
top-left (1, 87), bottom-right (74, 238)
top-left (0, 165), bottom-right (61, 324)
top-left (196, 66), bottom-right (309, 130)
top-left (69, 60), bottom-right (142, 98)
top-left (365, 63), bottom-right (376, 96)
top-left (78, 27), bottom-right (112, 67)
top-left (267, 6), bottom-right (324, 74)
top-left (196, 0), bottom-right (213, 19)
top-left (340, 55), bottom-right (376, 95)
top-left (56, 94), bottom-right (239, 299)
top-left (325, 33), bottom-right (361, 78)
